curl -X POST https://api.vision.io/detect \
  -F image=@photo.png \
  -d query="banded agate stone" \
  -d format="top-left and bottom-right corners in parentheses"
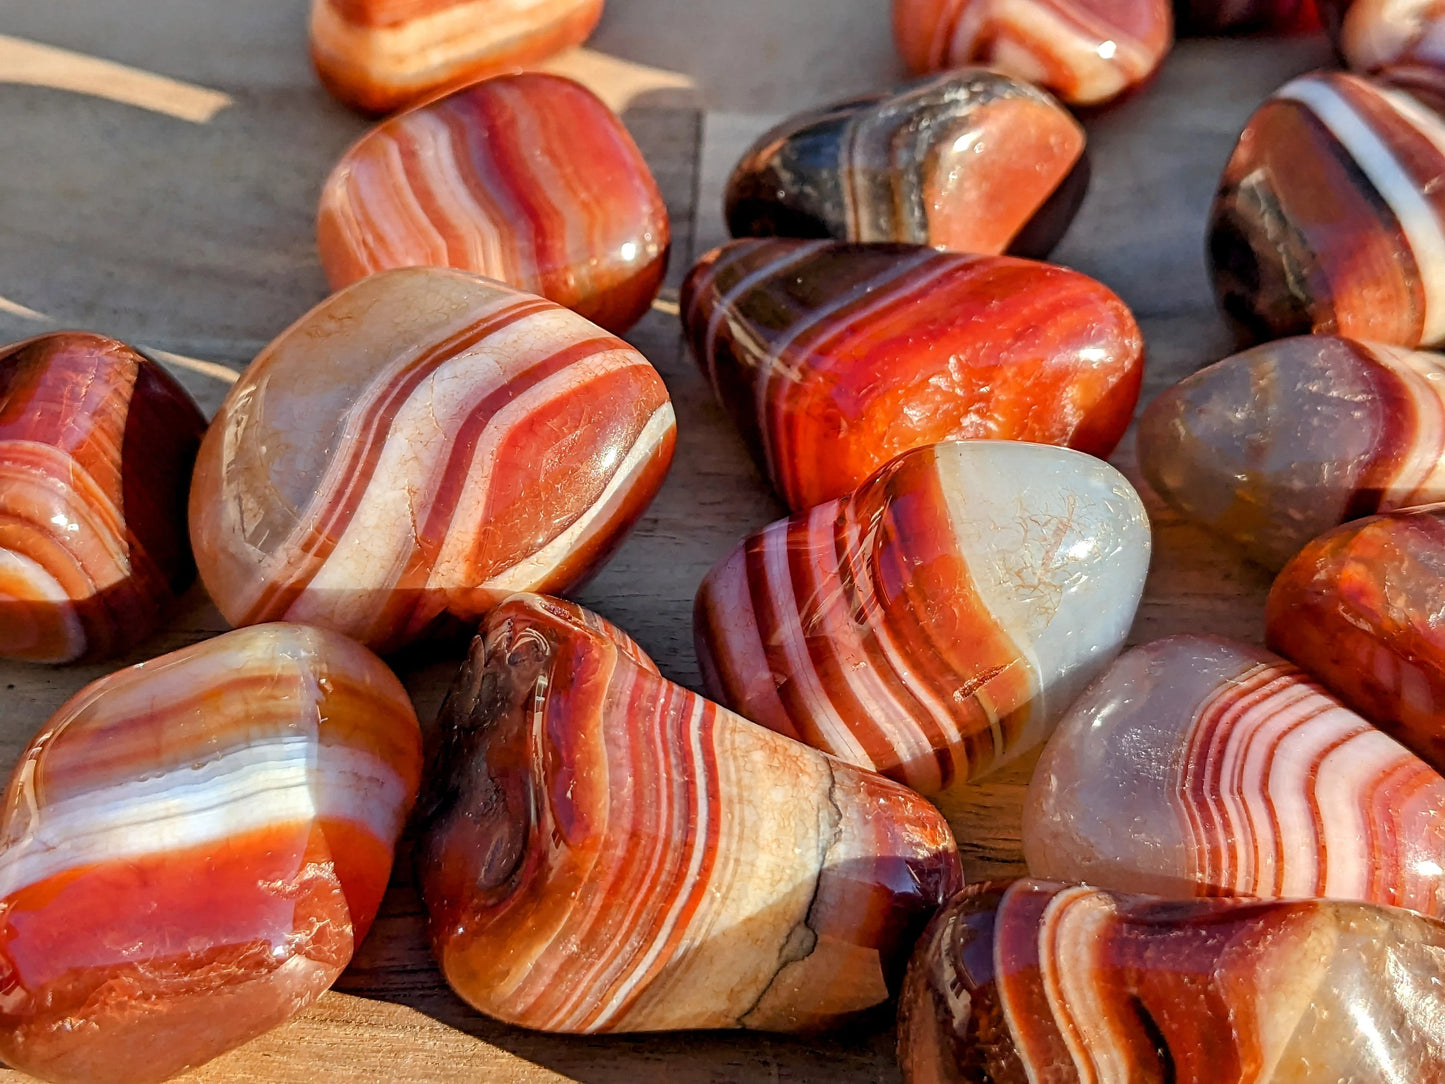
top-left (189, 268), bottom-right (675, 654)
top-left (317, 73), bottom-right (668, 334)
top-left (725, 71), bottom-right (1088, 258)
top-left (1137, 335), bottom-right (1445, 571)
top-left (898, 879), bottom-right (1445, 1084)
top-left (695, 441), bottom-right (1150, 800)
top-left (892, 0), bottom-right (1173, 106)
top-left (1023, 635), bottom-right (1445, 915)
top-left (1268, 506), bottom-right (1445, 772)
top-left (1320, 0), bottom-right (1445, 74)
top-left (0, 332), bottom-right (204, 664)
top-left (310, 0), bottom-right (604, 114)
top-left (0, 623), bottom-right (422, 1084)
top-left (416, 593), bottom-right (963, 1033)
top-left (682, 239), bottom-right (1144, 511)
top-left (1210, 70), bottom-right (1445, 348)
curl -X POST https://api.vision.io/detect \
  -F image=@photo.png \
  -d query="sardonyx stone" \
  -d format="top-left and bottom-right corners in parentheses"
top-left (310, 0), bottom-right (604, 114)
top-left (189, 268), bottom-right (675, 654)
top-left (898, 879), bottom-right (1445, 1084)
top-left (317, 73), bottom-right (668, 335)
top-left (1137, 334), bottom-right (1445, 571)
top-left (682, 239), bottom-right (1144, 511)
top-left (0, 623), bottom-right (422, 1084)
top-left (1318, 0), bottom-right (1445, 74)
top-left (695, 441), bottom-right (1150, 800)
top-left (1268, 506), bottom-right (1445, 772)
top-left (0, 332), bottom-right (205, 664)
top-left (1023, 635), bottom-right (1445, 916)
top-left (892, 0), bottom-right (1173, 106)
top-left (724, 70), bottom-right (1089, 259)
top-left (1209, 70), bottom-right (1445, 348)
top-left (415, 593), bottom-right (963, 1033)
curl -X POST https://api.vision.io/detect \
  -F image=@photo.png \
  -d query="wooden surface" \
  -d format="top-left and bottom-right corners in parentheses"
top-left (0, 4), bottom-right (1338, 1081)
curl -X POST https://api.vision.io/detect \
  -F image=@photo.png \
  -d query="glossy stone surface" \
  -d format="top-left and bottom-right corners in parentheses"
top-left (1268, 506), bottom-right (1445, 773)
top-left (1320, 0), bottom-right (1445, 73)
top-left (1209, 70), bottom-right (1445, 348)
top-left (682, 239), bottom-right (1144, 511)
top-left (898, 878), bottom-right (1445, 1084)
top-left (1138, 335), bottom-right (1445, 571)
top-left (725, 71), bottom-right (1088, 258)
top-left (1175, 0), bottom-right (1318, 35)
top-left (310, 0), bottom-right (604, 114)
top-left (1023, 635), bottom-right (1445, 914)
top-left (415, 593), bottom-right (963, 1034)
top-left (318, 73), bottom-right (669, 334)
top-left (695, 441), bottom-right (1149, 799)
top-left (0, 623), bottom-right (422, 1084)
top-left (189, 268), bottom-right (675, 654)
top-left (892, 0), bottom-right (1173, 106)
top-left (0, 332), bottom-right (205, 664)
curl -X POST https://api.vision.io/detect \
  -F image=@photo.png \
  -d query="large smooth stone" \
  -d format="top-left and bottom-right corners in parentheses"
top-left (0, 623), bottom-right (422, 1084)
top-left (682, 239), bottom-right (1143, 511)
top-left (1137, 334), bottom-right (1445, 571)
top-left (0, 332), bottom-right (205, 663)
top-left (695, 441), bottom-right (1150, 800)
top-left (310, 0), bottom-right (604, 114)
top-left (415, 593), bottom-right (963, 1034)
top-left (317, 73), bottom-right (669, 334)
top-left (898, 878), bottom-right (1445, 1084)
top-left (1318, 0), bottom-right (1445, 73)
top-left (1023, 634), bottom-right (1445, 915)
top-left (189, 267), bottom-right (675, 654)
top-left (725, 70), bottom-right (1088, 259)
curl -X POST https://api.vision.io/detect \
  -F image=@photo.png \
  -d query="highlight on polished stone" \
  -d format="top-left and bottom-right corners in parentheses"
top-left (1137, 334), bottom-right (1445, 571)
top-left (891, 0), bottom-right (1173, 105)
top-left (1023, 635), bottom-right (1445, 916)
top-left (0, 332), bottom-right (205, 664)
top-left (317, 72), bottom-right (669, 334)
top-left (0, 623), bottom-right (423, 1084)
top-left (310, 0), bottom-right (604, 114)
top-left (695, 441), bottom-right (1150, 800)
top-left (415, 593), bottom-right (964, 1034)
top-left (1210, 70), bottom-right (1445, 348)
top-left (725, 70), bottom-right (1088, 258)
top-left (189, 268), bottom-right (676, 654)
top-left (682, 238), bottom-right (1144, 511)
top-left (897, 878), bottom-right (1445, 1084)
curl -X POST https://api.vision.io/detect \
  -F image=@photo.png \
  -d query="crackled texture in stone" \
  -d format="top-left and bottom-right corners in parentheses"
top-left (1210, 70), bottom-right (1445, 348)
top-left (1023, 635), bottom-right (1445, 915)
top-left (682, 239), bottom-right (1143, 511)
top-left (898, 879), bottom-right (1445, 1084)
top-left (695, 442), bottom-right (1149, 800)
top-left (318, 73), bottom-right (669, 334)
top-left (189, 268), bottom-right (675, 654)
top-left (415, 593), bottom-right (963, 1034)
top-left (1138, 335), bottom-right (1445, 571)
top-left (892, 0), bottom-right (1173, 106)
top-left (310, 0), bottom-right (604, 114)
top-left (0, 623), bottom-right (422, 1084)
top-left (725, 71), bottom-right (1088, 258)
top-left (1175, 0), bottom-right (1318, 34)
top-left (1319, 0), bottom-right (1445, 73)
top-left (0, 332), bottom-right (205, 664)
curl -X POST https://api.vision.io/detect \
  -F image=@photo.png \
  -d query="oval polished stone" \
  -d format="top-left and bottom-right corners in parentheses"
top-left (682, 239), bottom-right (1144, 511)
top-left (317, 73), bottom-right (669, 335)
top-left (1137, 334), bottom-right (1445, 571)
top-left (416, 593), bottom-right (963, 1034)
top-left (310, 0), bottom-right (604, 114)
top-left (892, 0), bottom-right (1173, 106)
top-left (0, 623), bottom-right (423, 1084)
top-left (724, 70), bottom-right (1088, 259)
top-left (1023, 635), bottom-right (1445, 915)
top-left (695, 441), bottom-right (1150, 800)
top-left (1319, 0), bottom-right (1445, 73)
top-left (1209, 70), bottom-right (1445, 348)
top-left (0, 332), bottom-right (205, 664)
top-left (898, 879), bottom-right (1445, 1084)
top-left (189, 267), bottom-right (676, 654)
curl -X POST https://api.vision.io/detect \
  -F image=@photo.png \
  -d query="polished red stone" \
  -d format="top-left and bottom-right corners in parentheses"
top-left (1318, 0), bottom-right (1445, 72)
